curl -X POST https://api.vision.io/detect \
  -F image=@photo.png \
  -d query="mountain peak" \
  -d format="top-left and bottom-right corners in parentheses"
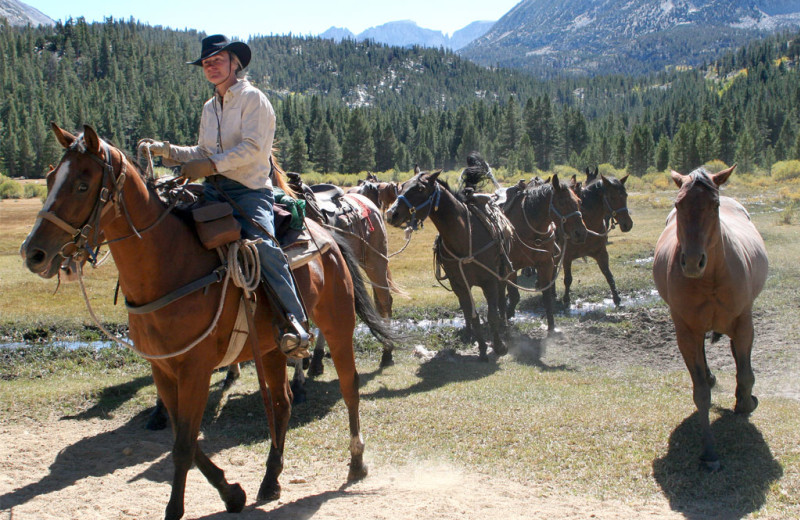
top-left (0, 0), bottom-right (55, 27)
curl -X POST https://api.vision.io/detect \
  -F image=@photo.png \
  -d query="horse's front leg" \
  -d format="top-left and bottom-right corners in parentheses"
top-left (154, 365), bottom-right (215, 520)
top-left (453, 281), bottom-right (488, 360)
top-left (562, 258), bottom-right (574, 306)
top-left (674, 319), bottom-right (719, 471)
top-left (506, 272), bottom-right (520, 319)
top-left (537, 261), bottom-right (556, 333)
top-left (289, 358), bottom-right (307, 404)
top-left (484, 282), bottom-right (508, 357)
top-left (594, 249), bottom-right (621, 306)
top-left (730, 312), bottom-right (758, 415)
top-left (257, 349), bottom-right (292, 502)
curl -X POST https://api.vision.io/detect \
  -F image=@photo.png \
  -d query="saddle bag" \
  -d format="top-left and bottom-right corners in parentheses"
top-left (192, 201), bottom-right (241, 250)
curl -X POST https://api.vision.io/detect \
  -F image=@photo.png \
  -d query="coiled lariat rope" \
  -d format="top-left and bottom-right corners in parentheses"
top-left (77, 239), bottom-right (262, 360)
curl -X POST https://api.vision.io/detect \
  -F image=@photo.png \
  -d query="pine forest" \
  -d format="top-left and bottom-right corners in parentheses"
top-left (2, 17), bottom-right (800, 180)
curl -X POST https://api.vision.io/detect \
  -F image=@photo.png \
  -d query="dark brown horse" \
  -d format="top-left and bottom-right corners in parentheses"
top-left (20, 124), bottom-right (392, 519)
top-left (501, 175), bottom-right (587, 330)
top-left (562, 168), bottom-right (633, 306)
top-left (386, 168), bottom-right (510, 360)
top-left (653, 165), bottom-right (768, 471)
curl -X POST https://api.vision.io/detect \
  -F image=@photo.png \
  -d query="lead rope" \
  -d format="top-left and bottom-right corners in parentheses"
top-left (76, 239), bottom-right (261, 360)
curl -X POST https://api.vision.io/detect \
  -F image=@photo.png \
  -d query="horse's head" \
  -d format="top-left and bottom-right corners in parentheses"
top-left (355, 181), bottom-right (380, 206)
top-left (671, 165), bottom-right (735, 278)
top-left (585, 166), bottom-right (598, 184)
top-left (21, 123), bottom-right (121, 278)
top-left (601, 174), bottom-right (633, 232)
top-left (550, 174), bottom-right (587, 244)
top-left (377, 181), bottom-right (399, 207)
top-left (386, 169), bottom-right (442, 229)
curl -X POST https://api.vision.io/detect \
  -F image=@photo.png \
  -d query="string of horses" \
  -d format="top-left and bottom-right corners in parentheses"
top-left (20, 124), bottom-right (767, 519)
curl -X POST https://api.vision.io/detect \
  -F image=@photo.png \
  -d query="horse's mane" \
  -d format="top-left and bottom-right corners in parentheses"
top-left (676, 168), bottom-right (719, 204)
top-left (523, 179), bottom-right (554, 207)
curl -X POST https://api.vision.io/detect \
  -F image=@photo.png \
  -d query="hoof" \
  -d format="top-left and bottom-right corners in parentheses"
top-left (145, 409), bottom-right (168, 431)
top-left (224, 483), bottom-right (246, 513)
top-left (292, 387), bottom-right (307, 405)
top-left (735, 395), bottom-right (758, 415)
top-left (257, 482), bottom-right (281, 502)
top-left (701, 458), bottom-right (722, 473)
top-left (347, 462), bottom-right (368, 482)
top-left (379, 351), bottom-right (395, 368)
top-left (307, 361), bottom-right (324, 377)
top-left (493, 343), bottom-right (508, 356)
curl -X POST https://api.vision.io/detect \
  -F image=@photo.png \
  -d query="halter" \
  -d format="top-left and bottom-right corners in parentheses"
top-left (36, 138), bottom-right (128, 267)
top-left (603, 192), bottom-right (629, 229)
top-left (394, 182), bottom-right (441, 230)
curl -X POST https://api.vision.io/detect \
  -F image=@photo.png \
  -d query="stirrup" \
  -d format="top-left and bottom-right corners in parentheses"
top-left (279, 314), bottom-right (313, 359)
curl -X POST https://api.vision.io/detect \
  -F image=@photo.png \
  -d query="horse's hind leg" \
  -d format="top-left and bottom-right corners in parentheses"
top-left (731, 313), bottom-right (758, 414)
top-left (222, 363), bottom-right (241, 390)
top-left (323, 328), bottom-right (368, 481)
top-left (308, 331), bottom-right (327, 377)
top-left (289, 358), bottom-right (307, 404)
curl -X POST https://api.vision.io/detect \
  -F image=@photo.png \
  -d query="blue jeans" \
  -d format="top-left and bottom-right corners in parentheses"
top-left (203, 177), bottom-right (307, 323)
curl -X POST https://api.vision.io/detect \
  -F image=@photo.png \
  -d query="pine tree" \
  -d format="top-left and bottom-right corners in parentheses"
top-left (670, 122), bottom-right (699, 173)
top-left (341, 110), bottom-right (374, 173)
top-left (497, 96), bottom-right (521, 167)
top-left (286, 129), bottom-right (308, 173)
top-left (312, 122), bottom-right (341, 174)
top-left (627, 124), bottom-right (653, 176)
top-left (374, 121), bottom-right (397, 173)
top-left (735, 128), bottom-right (757, 173)
top-left (655, 135), bottom-right (671, 171)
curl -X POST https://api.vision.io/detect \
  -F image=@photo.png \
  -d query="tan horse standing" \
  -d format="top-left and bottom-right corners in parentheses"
top-left (653, 165), bottom-right (768, 471)
top-left (20, 124), bottom-right (382, 519)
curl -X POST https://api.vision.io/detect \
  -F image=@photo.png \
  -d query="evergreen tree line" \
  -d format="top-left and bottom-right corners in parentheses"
top-left (2, 17), bottom-right (800, 179)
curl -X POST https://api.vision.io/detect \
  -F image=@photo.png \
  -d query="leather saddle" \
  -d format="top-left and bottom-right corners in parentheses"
top-left (288, 174), bottom-right (366, 233)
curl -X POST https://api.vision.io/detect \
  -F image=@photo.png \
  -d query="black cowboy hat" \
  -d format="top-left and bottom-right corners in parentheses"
top-left (188, 34), bottom-right (251, 68)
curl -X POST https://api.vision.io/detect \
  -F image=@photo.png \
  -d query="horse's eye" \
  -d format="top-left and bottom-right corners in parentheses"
top-left (77, 182), bottom-right (89, 193)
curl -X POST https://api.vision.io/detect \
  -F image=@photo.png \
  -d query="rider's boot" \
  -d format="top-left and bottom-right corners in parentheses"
top-left (279, 313), bottom-right (314, 360)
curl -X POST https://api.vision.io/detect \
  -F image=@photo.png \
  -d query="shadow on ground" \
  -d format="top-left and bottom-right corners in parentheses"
top-left (652, 409), bottom-right (783, 519)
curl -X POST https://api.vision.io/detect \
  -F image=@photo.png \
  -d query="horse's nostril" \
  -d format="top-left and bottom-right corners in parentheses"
top-left (699, 254), bottom-right (707, 269)
top-left (29, 249), bottom-right (46, 265)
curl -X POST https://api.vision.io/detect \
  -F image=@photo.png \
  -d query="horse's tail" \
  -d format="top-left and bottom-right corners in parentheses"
top-left (385, 265), bottom-right (409, 297)
top-left (333, 233), bottom-right (402, 350)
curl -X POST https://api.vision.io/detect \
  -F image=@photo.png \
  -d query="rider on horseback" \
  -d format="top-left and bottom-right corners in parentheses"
top-left (139, 34), bottom-right (311, 358)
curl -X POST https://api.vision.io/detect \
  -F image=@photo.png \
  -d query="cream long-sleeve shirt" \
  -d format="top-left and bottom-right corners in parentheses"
top-left (169, 79), bottom-right (276, 190)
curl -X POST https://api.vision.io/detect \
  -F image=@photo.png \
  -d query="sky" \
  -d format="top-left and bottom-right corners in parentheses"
top-left (23, 0), bottom-right (522, 39)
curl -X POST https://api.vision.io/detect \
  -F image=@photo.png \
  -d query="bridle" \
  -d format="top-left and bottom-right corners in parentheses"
top-left (393, 181), bottom-right (442, 230)
top-left (548, 189), bottom-right (583, 227)
top-left (36, 136), bottom-right (175, 268)
top-left (36, 138), bottom-right (129, 267)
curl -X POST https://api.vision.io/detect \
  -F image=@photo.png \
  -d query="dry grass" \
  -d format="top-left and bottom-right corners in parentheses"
top-left (2, 175), bottom-right (800, 518)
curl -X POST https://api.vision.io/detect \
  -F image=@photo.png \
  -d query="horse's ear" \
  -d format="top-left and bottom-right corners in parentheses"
top-left (50, 122), bottom-right (76, 149)
top-left (82, 125), bottom-right (102, 155)
top-left (552, 173), bottom-right (561, 189)
top-left (712, 164), bottom-right (736, 187)
top-left (414, 164), bottom-right (420, 175)
top-left (620, 174), bottom-right (629, 185)
top-left (424, 169), bottom-right (442, 183)
top-left (670, 170), bottom-right (687, 187)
